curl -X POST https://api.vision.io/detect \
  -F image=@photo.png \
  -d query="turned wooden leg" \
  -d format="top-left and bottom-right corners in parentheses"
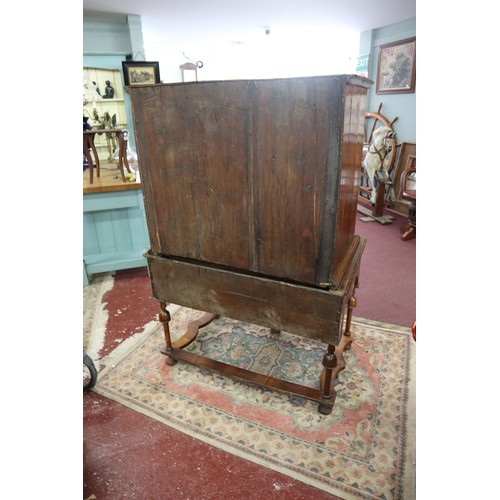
top-left (343, 295), bottom-right (357, 351)
top-left (159, 302), bottom-right (177, 366)
top-left (401, 201), bottom-right (416, 240)
top-left (122, 130), bottom-right (132, 174)
top-left (318, 344), bottom-right (337, 415)
top-left (117, 132), bottom-right (127, 182)
top-left (83, 137), bottom-right (94, 185)
top-left (89, 134), bottom-right (100, 178)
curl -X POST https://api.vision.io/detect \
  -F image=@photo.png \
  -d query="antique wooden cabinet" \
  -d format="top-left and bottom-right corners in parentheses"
top-left (128, 74), bottom-right (372, 414)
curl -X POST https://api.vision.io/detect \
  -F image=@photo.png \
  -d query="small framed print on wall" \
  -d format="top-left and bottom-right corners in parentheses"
top-left (122, 61), bottom-right (161, 86)
top-left (376, 37), bottom-right (416, 94)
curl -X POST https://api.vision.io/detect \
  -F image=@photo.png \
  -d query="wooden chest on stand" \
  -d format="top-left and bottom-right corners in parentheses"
top-left (127, 74), bottom-right (372, 414)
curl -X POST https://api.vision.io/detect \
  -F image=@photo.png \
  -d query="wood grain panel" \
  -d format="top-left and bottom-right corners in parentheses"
top-left (128, 76), bottom-right (372, 287)
top-left (131, 82), bottom-right (251, 269)
top-left (147, 253), bottom-right (345, 345)
top-left (147, 234), bottom-right (364, 345)
top-left (252, 79), bottom-right (331, 284)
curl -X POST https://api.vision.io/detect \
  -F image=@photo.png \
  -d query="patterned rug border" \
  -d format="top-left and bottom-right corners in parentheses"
top-left (352, 316), bottom-right (412, 334)
top-left (93, 384), bottom-right (364, 499)
top-left (92, 309), bottom-right (416, 500)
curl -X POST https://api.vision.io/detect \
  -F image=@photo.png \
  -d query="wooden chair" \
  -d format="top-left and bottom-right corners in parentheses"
top-left (399, 167), bottom-right (416, 240)
top-left (180, 62), bottom-right (198, 82)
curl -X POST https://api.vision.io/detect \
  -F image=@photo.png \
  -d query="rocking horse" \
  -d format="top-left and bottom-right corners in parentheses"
top-left (362, 126), bottom-right (397, 206)
top-left (358, 104), bottom-right (398, 224)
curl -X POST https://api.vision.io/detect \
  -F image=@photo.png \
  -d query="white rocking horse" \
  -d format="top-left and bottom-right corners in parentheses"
top-left (362, 126), bottom-right (396, 205)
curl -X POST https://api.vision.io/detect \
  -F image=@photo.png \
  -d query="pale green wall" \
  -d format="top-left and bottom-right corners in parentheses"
top-left (83, 14), bottom-right (145, 150)
top-left (360, 17), bottom-right (416, 143)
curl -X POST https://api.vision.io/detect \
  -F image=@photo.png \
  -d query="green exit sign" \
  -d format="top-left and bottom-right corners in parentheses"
top-left (356, 54), bottom-right (369, 75)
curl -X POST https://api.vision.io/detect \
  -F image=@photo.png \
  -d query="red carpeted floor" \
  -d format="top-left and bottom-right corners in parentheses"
top-left (355, 210), bottom-right (416, 327)
top-left (83, 208), bottom-right (415, 499)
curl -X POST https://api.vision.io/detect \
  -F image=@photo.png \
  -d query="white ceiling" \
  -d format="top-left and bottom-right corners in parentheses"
top-left (83, 0), bottom-right (416, 42)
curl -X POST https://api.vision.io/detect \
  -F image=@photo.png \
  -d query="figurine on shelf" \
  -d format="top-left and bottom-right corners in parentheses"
top-left (83, 116), bottom-right (93, 171)
top-left (83, 115), bottom-right (92, 132)
top-left (99, 112), bottom-right (117, 159)
top-left (103, 80), bottom-right (114, 99)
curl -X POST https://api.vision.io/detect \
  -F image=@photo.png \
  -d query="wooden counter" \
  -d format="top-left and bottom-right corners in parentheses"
top-left (83, 160), bottom-right (141, 194)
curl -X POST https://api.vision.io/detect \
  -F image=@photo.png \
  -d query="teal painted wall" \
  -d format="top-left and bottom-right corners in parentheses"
top-left (83, 190), bottom-right (149, 283)
top-left (83, 16), bottom-right (131, 54)
top-left (83, 14), bottom-right (145, 151)
top-left (360, 17), bottom-right (416, 143)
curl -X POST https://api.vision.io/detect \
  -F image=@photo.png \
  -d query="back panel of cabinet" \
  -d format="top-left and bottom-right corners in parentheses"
top-left (129, 75), bottom-right (370, 287)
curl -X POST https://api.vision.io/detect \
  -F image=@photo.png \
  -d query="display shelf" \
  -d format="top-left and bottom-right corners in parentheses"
top-left (83, 67), bottom-right (128, 160)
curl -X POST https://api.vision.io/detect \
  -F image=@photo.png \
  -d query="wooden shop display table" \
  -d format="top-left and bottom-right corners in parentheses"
top-left (83, 128), bottom-right (132, 184)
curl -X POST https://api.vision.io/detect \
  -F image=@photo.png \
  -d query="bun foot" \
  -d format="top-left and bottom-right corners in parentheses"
top-left (318, 402), bottom-right (333, 415)
top-left (165, 356), bottom-right (177, 366)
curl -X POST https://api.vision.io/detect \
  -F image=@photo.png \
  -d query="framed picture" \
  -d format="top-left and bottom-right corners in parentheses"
top-left (122, 61), bottom-right (161, 86)
top-left (376, 37), bottom-right (416, 94)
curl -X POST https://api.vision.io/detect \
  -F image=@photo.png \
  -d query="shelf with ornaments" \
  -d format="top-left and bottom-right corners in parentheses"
top-left (83, 67), bottom-right (128, 161)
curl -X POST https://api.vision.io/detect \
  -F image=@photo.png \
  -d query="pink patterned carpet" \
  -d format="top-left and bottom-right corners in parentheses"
top-left (87, 296), bottom-right (415, 499)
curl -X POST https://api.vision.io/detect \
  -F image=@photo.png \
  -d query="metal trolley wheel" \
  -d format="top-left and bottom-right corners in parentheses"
top-left (83, 351), bottom-right (98, 390)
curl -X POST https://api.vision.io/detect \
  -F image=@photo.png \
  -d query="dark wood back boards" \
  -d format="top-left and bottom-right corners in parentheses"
top-left (127, 75), bottom-right (371, 289)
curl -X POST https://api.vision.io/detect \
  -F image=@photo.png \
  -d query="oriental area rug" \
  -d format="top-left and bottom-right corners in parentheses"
top-left (88, 295), bottom-right (416, 500)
